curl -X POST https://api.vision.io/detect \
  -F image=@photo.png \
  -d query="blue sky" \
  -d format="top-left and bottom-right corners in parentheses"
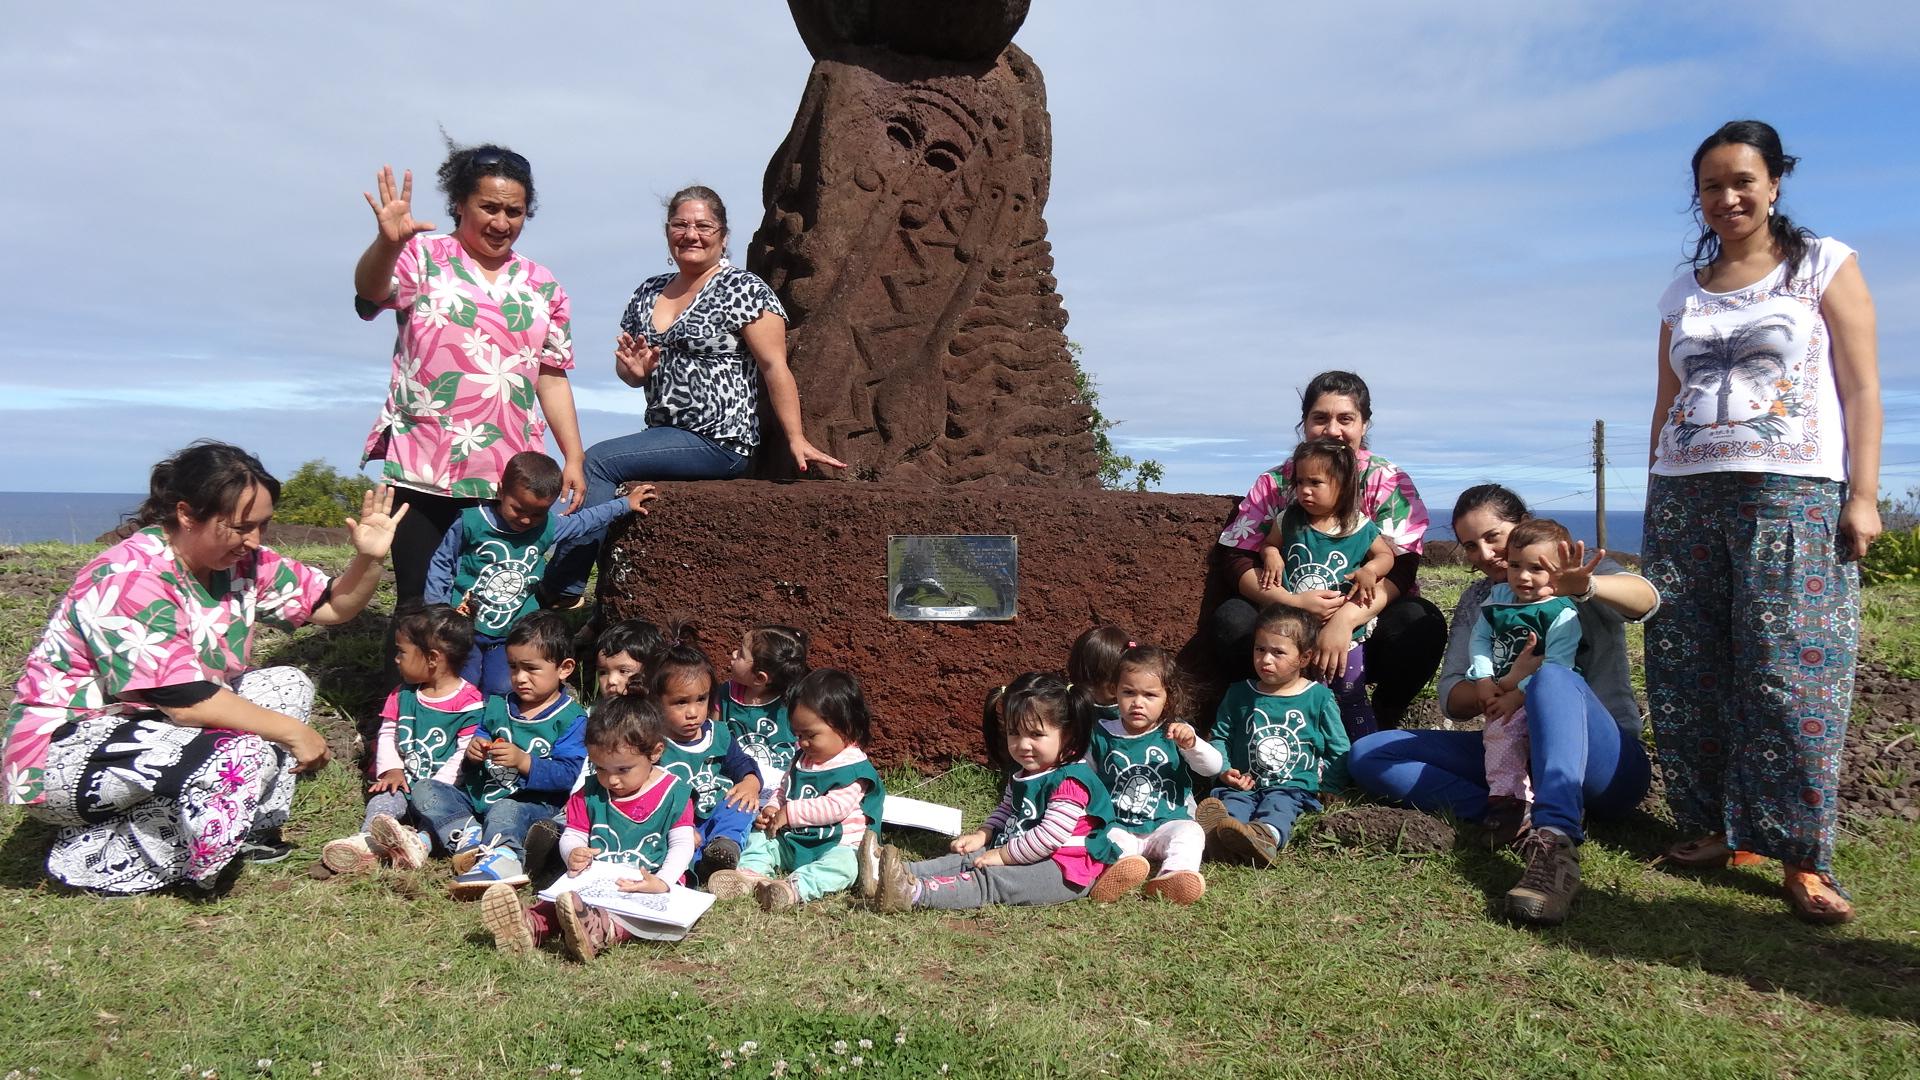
top-left (5, 2), bottom-right (1916, 518)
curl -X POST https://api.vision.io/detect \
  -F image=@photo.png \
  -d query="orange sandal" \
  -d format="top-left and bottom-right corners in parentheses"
top-left (1665, 834), bottom-right (1766, 869)
top-left (1783, 868), bottom-right (1854, 925)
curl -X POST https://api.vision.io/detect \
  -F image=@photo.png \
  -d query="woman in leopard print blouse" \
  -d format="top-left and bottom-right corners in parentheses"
top-left (544, 185), bottom-right (844, 604)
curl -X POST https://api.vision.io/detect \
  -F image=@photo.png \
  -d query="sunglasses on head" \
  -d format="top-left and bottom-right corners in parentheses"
top-left (469, 147), bottom-right (529, 171)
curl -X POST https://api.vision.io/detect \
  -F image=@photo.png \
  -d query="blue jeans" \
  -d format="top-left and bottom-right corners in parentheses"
top-left (1211, 786), bottom-right (1320, 847)
top-left (459, 635), bottom-right (510, 698)
top-left (407, 777), bottom-right (559, 858)
top-left (698, 800), bottom-right (756, 855)
top-left (543, 424), bottom-right (751, 598)
top-left (1347, 664), bottom-right (1651, 844)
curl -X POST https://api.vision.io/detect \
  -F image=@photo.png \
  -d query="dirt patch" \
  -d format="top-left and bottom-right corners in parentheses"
top-left (1842, 663), bottom-right (1920, 824)
top-left (1305, 806), bottom-right (1458, 855)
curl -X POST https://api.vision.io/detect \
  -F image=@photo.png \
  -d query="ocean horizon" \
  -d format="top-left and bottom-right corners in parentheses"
top-left (1, 490), bottom-right (1646, 552)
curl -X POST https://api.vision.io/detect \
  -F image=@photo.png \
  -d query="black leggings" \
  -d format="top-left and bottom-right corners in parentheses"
top-left (1207, 592), bottom-right (1447, 728)
top-left (387, 487), bottom-right (482, 609)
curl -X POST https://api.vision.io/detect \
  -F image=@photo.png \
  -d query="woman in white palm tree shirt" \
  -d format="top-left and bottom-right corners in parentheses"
top-left (1642, 119), bottom-right (1882, 924)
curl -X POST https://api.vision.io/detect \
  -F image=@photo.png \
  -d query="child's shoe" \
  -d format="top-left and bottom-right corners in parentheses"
top-left (449, 830), bottom-right (488, 876)
top-left (556, 893), bottom-right (617, 961)
top-left (320, 833), bottom-right (379, 875)
top-left (237, 828), bottom-right (294, 864)
top-left (1142, 870), bottom-right (1206, 905)
top-left (1194, 797), bottom-right (1231, 834)
top-left (523, 818), bottom-right (564, 880)
top-left (875, 845), bottom-right (914, 913)
top-left (368, 813), bottom-right (430, 871)
top-left (855, 829), bottom-right (880, 900)
top-left (450, 848), bottom-right (530, 899)
top-left (755, 879), bottom-right (800, 913)
top-left (1090, 855), bottom-right (1151, 903)
top-left (705, 870), bottom-right (756, 901)
top-left (700, 837), bottom-right (741, 878)
top-left (1479, 797), bottom-right (1532, 851)
top-left (480, 882), bottom-right (535, 955)
top-left (1210, 820), bottom-right (1280, 868)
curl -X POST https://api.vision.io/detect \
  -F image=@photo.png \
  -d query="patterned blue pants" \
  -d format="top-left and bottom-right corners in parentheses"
top-left (1642, 472), bottom-right (1859, 871)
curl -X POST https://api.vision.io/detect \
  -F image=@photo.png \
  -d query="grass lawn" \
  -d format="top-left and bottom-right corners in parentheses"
top-left (1, 542), bottom-right (1916, 1079)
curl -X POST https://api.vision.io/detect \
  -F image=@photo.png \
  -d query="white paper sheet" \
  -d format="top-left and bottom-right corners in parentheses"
top-left (881, 795), bottom-right (964, 836)
top-left (537, 861), bottom-right (715, 939)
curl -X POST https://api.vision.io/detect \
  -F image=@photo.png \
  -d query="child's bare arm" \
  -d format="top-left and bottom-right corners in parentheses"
top-left (1258, 544), bottom-right (1286, 591)
top-left (1348, 535), bottom-right (1395, 607)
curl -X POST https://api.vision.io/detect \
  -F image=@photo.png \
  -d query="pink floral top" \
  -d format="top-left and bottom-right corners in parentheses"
top-left (3, 529), bottom-right (332, 805)
top-left (1217, 448), bottom-right (1430, 557)
top-left (360, 234), bottom-right (575, 498)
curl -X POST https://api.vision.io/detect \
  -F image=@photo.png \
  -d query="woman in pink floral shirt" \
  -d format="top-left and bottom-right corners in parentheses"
top-left (353, 144), bottom-right (586, 607)
top-left (3, 443), bottom-right (402, 895)
top-left (1206, 371), bottom-right (1447, 728)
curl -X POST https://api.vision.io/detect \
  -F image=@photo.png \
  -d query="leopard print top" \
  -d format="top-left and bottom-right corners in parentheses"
top-left (620, 263), bottom-right (787, 454)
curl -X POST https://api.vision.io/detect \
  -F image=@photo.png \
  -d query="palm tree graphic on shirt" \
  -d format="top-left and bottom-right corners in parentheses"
top-left (1673, 318), bottom-right (1796, 447)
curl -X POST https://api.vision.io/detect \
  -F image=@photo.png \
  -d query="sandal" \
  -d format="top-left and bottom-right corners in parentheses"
top-left (1784, 868), bottom-right (1854, 925)
top-left (1664, 834), bottom-right (1766, 869)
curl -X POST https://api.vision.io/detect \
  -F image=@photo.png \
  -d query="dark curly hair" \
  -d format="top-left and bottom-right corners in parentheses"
top-left (1297, 371), bottom-right (1373, 448)
top-left (130, 441), bottom-right (280, 531)
top-left (1686, 120), bottom-right (1814, 283)
top-left (437, 140), bottom-right (536, 228)
top-left (981, 672), bottom-right (1096, 773)
top-left (393, 603), bottom-right (475, 672)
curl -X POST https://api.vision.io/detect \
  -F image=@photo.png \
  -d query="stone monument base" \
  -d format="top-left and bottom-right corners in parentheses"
top-left (603, 481), bottom-right (1236, 768)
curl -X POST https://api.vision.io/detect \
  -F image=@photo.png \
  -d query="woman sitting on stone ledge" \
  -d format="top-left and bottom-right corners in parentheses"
top-left (543, 185), bottom-right (844, 609)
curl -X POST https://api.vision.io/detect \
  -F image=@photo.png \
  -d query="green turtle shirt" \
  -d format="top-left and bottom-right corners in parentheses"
top-left (1090, 721), bottom-right (1195, 833)
top-left (778, 751), bottom-right (885, 870)
top-left (1208, 680), bottom-right (1351, 792)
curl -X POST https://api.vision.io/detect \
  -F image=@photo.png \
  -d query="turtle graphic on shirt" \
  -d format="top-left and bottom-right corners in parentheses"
top-left (397, 726), bottom-right (452, 780)
top-left (995, 794), bottom-right (1045, 847)
top-left (1247, 705), bottom-right (1317, 786)
top-left (478, 734), bottom-right (552, 802)
top-left (1103, 744), bottom-right (1175, 827)
top-left (465, 539), bottom-right (545, 635)
top-left (1285, 542), bottom-right (1352, 594)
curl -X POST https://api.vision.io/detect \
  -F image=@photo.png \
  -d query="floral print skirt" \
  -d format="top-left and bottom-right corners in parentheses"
top-left (29, 667), bottom-right (312, 894)
top-left (1642, 473), bottom-right (1858, 871)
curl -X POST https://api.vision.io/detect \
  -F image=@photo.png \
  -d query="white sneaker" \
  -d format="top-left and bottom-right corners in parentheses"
top-left (369, 813), bottom-right (430, 871)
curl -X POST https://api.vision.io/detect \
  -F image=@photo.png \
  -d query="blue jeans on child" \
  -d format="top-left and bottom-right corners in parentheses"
top-left (1346, 664), bottom-right (1650, 844)
top-left (698, 799), bottom-right (756, 855)
top-left (542, 425), bottom-right (752, 599)
top-left (406, 777), bottom-right (558, 857)
top-left (459, 635), bottom-right (510, 698)
top-left (1212, 785), bottom-right (1321, 847)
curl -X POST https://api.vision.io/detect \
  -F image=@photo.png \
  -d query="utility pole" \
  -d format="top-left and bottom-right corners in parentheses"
top-left (1593, 419), bottom-right (1607, 551)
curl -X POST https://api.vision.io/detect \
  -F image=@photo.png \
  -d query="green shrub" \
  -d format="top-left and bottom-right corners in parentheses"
top-left (274, 460), bottom-right (371, 527)
top-left (1863, 524), bottom-right (1920, 586)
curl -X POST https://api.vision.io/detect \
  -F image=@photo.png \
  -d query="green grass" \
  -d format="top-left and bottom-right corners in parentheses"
top-left (2, 543), bottom-right (1917, 1078)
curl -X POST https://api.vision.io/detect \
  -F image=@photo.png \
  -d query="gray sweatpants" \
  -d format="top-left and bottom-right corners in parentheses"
top-left (908, 852), bottom-right (1090, 909)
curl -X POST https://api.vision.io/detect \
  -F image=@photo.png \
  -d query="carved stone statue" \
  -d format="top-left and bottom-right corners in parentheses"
top-left (747, 0), bottom-right (1099, 486)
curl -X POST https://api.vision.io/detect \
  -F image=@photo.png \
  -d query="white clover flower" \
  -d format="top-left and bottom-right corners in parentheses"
top-left (851, 1057), bottom-right (863, 1067)
top-left (255, 1061), bottom-right (273, 1072)
top-left (893, 1030), bottom-right (907, 1047)
top-left (832, 1041), bottom-right (848, 1056)
top-left (857, 1040), bottom-right (872, 1051)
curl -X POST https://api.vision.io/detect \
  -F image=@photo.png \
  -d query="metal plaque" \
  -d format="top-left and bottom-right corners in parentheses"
top-left (887, 534), bottom-right (1018, 621)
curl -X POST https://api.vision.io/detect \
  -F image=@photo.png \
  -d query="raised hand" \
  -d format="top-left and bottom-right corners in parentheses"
top-left (614, 332), bottom-right (660, 384)
top-left (1552, 540), bottom-right (1605, 599)
top-left (363, 166), bottom-right (436, 245)
top-left (345, 484), bottom-right (409, 561)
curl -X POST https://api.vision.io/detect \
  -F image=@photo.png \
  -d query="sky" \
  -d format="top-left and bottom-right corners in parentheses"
top-left (5, 1), bottom-right (1917, 519)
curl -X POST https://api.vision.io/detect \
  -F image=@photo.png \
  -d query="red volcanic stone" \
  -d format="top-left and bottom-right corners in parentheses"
top-left (603, 481), bottom-right (1236, 768)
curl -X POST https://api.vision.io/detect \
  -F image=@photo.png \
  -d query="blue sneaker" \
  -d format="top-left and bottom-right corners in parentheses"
top-left (449, 848), bottom-right (529, 899)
